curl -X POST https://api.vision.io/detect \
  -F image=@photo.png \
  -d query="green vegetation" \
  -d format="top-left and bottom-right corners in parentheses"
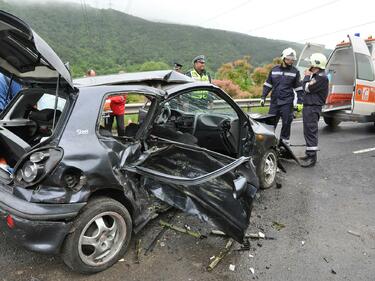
top-left (0, 1), bottom-right (303, 77)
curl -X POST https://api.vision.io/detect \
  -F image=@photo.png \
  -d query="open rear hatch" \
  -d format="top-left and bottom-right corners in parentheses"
top-left (124, 142), bottom-right (258, 242)
top-left (0, 10), bottom-right (73, 88)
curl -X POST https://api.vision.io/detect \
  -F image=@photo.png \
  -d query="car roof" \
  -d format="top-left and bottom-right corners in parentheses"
top-left (73, 70), bottom-right (194, 88)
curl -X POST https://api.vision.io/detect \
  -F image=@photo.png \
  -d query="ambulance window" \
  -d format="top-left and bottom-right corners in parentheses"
top-left (356, 54), bottom-right (374, 81)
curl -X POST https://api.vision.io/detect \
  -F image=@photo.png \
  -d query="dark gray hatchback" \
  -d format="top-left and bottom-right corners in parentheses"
top-left (0, 11), bottom-right (280, 274)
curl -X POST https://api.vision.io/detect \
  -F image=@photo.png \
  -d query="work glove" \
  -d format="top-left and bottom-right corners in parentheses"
top-left (295, 103), bottom-right (303, 112)
top-left (260, 98), bottom-right (265, 107)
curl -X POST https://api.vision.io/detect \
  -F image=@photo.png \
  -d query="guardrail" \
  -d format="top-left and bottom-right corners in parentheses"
top-left (122, 98), bottom-right (271, 115)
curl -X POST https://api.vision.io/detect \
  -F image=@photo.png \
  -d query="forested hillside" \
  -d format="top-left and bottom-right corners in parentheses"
top-left (0, 1), bottom-right (303, 77)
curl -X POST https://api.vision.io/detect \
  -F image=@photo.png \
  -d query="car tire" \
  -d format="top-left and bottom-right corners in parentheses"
top-left (323, 116), bottom-right (341, 127)
top-left (257, 149), bottom-right (277, 189)
top-left (62, 197), bottom-right (132, 274)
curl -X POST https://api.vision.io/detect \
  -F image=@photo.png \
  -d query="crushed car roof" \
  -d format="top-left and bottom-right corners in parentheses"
top-left (74, 70), bottom-right (194, 88)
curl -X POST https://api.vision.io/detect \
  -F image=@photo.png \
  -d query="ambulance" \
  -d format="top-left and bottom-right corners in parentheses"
top-left (297, 35), bottom-right (375, 127)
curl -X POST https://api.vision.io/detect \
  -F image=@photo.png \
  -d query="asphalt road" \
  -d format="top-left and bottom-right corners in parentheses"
top-left (1, 119), bottom-right (374, 281)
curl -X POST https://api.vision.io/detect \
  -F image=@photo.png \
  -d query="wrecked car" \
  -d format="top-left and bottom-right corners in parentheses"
top-left (0, 11), bottom-right (279, 274)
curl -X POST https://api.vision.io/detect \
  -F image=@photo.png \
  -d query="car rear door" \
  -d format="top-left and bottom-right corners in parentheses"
top-left (349, 35), bottom-right (375, 116)
top-left (123, 143), bottom-right (258, 243)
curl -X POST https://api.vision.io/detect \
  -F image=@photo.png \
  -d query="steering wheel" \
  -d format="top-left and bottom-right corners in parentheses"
top-left (156, 103), bottom-right (171, 124)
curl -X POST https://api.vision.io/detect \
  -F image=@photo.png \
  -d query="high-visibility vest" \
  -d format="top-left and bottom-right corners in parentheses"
top-left (189, 70), bottom-right (210, 100)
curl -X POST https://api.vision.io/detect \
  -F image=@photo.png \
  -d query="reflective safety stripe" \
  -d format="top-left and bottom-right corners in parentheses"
top-left (264, 82), bottom-right (273, 88)
top-left (271, 71), bottom-right (283, 75)
top-left (304, 83), bottom-right (310, 93)
top-left (284, 72), bottom-right (297, 77)
top-left (306, 146), bottom-right (319, 151)
top-left (294, 86), bottom-right (303, 91)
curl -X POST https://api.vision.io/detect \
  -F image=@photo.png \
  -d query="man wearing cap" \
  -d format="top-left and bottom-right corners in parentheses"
top-left (174, 62), bottom-right (183, 73)
top-left (186, 55), bottom-right (212, 108)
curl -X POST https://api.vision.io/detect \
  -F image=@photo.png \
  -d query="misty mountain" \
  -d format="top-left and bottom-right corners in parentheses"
top-left (0, 0), bottom-right (304, 77)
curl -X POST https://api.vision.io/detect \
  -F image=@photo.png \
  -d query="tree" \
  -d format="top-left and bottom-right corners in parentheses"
top-left (217, 56), bottom-right (253, 91)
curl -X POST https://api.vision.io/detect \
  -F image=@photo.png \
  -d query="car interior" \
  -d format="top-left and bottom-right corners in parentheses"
top-left (149, 90), bottom-right (241, 158)
top-left (0, 89), bottom-right (67, 167)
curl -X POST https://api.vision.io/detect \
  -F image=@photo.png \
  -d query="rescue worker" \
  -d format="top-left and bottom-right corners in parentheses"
top-left (185, 55), bottom-right (213, 108)
top-left (174, 62), bottom-right (183, 73)
top-left (300, 53), bottom-right (329, 167)
top-left (260, 48), bottom-right (304, 145)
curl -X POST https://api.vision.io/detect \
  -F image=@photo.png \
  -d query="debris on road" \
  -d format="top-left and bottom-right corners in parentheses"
top-left (207, 239), bottom-right (233, 272)
top-left (229, 264), bottom-right (236, 271)
top-left (331, 269), bottom-right (337, 275)
top-left (301, 241), bottom-right (305, 246)
top-left (159, 220), bottom-right (206, 239)
top-left (249, 267), bottom-right (255, 275)
top-left (144, 213), bottom-right (175, 256)
top-left (272, 221), bottom-right (286, 231)
top-left (347, 230), bottom-right (361, 237)
top-left (249, 254), bottom-right (254, 258)
top-left (135, 239), bottom-right (142, 264)
top-left (323, 257), bottom-right (329, 263)
top-left (210, 229), bottom-right (275, 240)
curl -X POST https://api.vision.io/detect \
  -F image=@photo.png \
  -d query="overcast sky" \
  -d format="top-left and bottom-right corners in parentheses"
top-left (18, 0), bottom-right (375, 49)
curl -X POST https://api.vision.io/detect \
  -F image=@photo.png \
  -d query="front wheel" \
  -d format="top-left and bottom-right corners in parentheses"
top-left (62, 197), bottom-right (132, 274)
top-left (257, 149), bottom-right (277, 189)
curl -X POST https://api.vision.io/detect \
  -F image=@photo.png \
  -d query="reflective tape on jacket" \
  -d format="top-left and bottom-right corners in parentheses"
top-left (264, 82), bottom-right (273, 88)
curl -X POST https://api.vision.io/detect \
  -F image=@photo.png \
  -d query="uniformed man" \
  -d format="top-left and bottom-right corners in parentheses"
top-left (186, 55), bottom-right (213, 108)
top-left (300, 53), bottom-right (329, 167)
top-left (260, 48), bottom-right (304, 145)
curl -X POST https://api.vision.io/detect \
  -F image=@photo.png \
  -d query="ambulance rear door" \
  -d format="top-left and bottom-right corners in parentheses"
top-left (349, 35), bottom-right (375, 116)
top-left (296, 42), bottom-right (325, 79)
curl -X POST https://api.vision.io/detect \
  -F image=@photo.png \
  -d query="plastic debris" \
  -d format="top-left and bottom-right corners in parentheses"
top-left (272, 221), bottom-right (286, 231)
top-left (209, 256), bottom-right (215, 260)
top-left (159, 220), bottom-right (205, 239)
top-left (258, 231), bottom-right (265, 238)
top-left (249, 254), bottom-right (254, 258)
top-left (347, 230), bottom-right (361, 237)
top-left (135, 239), bottom-right (142, 264)
top-left (229, 264), bottom-right (236, 271)
top-left (207, 239), bottom-right (233, 272)
top-left (301, 241), bottom-right (305, 246)
top-left (118, 258), bottom-right (125, 262)
top-left (160, 242), bottom-right (165, 247)
top-left (211, 229), bottom-right (275, 240)
top-left (249, 267), bottom-right (255, 275)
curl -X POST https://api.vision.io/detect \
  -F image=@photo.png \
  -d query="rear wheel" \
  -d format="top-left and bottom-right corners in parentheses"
top-left (62, 197), bottom-right (132, 274)
top-left (257, 149), bottom-right (277, 189)
top-left (323, 116), bottom-right (341, 127)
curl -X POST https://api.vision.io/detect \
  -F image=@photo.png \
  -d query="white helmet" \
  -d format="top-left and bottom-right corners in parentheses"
top-left (308, 53), bottom-right (327, 69)
top-left (281, 48), bottom-right (297, 61)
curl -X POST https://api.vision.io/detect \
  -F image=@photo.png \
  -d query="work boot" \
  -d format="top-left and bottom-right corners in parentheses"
top-left (300, 154), bottom-right (317, 168)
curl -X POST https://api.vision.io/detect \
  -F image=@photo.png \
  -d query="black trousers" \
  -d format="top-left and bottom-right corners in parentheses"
top-left (303, 105), bottom-right (321, 156)
top-left (105, 114), bottom-right (125, 136)
top-left (269, 103), bottom-right (294, 142)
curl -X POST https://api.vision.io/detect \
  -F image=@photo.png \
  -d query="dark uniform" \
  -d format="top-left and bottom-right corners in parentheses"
top-left (302, 69), bottom-right (329, 163)
top-left (262, 64), bottom-right (303, 143)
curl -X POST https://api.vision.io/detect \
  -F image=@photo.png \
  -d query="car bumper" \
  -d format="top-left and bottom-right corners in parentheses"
top-left (0, 185), bottom-right (86, 254)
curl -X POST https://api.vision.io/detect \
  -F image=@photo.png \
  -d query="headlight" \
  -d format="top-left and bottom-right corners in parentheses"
top-left (15, 148), bottom-right (63, 186)
top-left (29, 151), bottom-right (50, 163)
top-left (22, 161), bottom-right (43, 183)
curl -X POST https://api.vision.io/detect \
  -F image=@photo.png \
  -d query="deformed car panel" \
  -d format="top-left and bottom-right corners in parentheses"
top-left (125, 143), bottom-right (257, 243)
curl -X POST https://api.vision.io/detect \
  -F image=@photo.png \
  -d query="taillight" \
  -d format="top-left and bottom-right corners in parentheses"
top-left (6, 215), bottom-right (14, 229)
top-left (15, 148), bottom-right (63, 186)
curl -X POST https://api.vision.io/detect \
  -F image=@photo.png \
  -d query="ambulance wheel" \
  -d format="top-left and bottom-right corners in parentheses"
top-left (257, 149), bottom-right (277, 189)
top-left (323, 116), bottom-right (341, 128)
